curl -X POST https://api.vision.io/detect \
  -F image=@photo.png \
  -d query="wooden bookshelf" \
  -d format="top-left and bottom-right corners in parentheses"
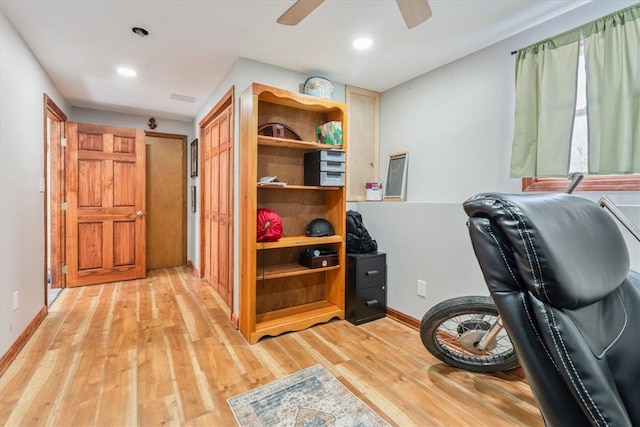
top-left (239, 83), bottom-right (347, 343)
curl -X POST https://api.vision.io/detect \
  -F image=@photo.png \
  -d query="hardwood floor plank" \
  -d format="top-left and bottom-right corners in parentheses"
top-left (0, 266), bottom-right (543, 426)
top-left (333, 362), bottom-right (419, 427)
top-left (2, 349), bottom-right (59, 426)
top-left (163, 326), bottom-right (212, 422)
top-left (0, 292), bottom-right (75, 424)
top-left (297, 325), bottom-right (351, 365)
top-left (95, 348), bottom-right (138, 426)
top-left (99, 282), bottom-right (121, 348)
top-left (137, 397), bottom-right (178, 427)
top-left (44, 349), bottom-right (83, 427)
top-left (250, 342), bottom-right (288, 378)
top-left (427, 366), bottom-right (541, 424)
top-left (251, 334), bottom-right (315, 375)
top-left (137, 326), bottom-right (174, 402)
top-left (360, 316), bottom-right (438, 363)
top-left (49, 287), bottom-right (95, 350)
top-left (78, 284), bottom-right (115, 352)
top-left (412, 365), bottom-right (542, 426)
top-left (50, 346), bottom-right (107, 426)
top-left (160, 326), bottom-right (187, 424)
top-left (154, 273), bottom-right (183, 329)
top-left (138, 282), bottom-right (162, 329)
top-left (175, 294), bottom-right (201, 341)
top-left (168, 269), bottom-right (214, 342)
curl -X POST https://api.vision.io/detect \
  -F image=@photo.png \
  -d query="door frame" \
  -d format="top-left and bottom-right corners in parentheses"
top-left (44, 94), bottom-right (67, 302)
top-left (145, 131), bottom-right (188, 268)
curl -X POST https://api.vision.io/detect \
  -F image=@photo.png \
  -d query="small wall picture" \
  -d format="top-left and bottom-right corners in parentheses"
top-left (191, 186), bottom-right (196, 212)
top-left (190, 139), bottom-right (198, 177)
top-left (384, 151), bottom-right (408, 201)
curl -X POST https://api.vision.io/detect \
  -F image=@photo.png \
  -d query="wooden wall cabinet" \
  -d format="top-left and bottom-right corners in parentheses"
top-left (239, 83), bottom-right (348, 343)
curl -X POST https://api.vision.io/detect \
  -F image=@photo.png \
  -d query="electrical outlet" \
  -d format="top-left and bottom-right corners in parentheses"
top-left (417, 280), bottom-right (426, 297)
top-left (13, 291), bottom-right (19, 310)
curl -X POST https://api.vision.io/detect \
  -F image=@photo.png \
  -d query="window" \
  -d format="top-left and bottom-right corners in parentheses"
top-left (523, 38), bottom-right (639, 192)
top-left (570, 42), bottom-right (588, 174)
top-left (514, 5), bottom-right (640, 191)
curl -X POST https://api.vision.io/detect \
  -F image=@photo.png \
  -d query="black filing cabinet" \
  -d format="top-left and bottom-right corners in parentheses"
top-left (346, 252), bottom-right (387, 325)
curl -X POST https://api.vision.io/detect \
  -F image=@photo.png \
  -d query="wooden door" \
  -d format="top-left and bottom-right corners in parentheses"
top-left (146, 134), bottom-right (186, 269)
top-left (202, 123), bottom-right (213, 282)
top-left (208, 118), bottom-right (220, 291)
top-left (217, 109), bottom-right (232, 304)
top-left (200, 96), bottom-right (233, 308)
top-left (66, 122), bottom-right (146, 287)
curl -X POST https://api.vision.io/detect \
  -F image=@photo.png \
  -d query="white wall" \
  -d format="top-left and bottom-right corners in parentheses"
top-left (70, 107), bottom-right (193, 137)
top-left (361, 0), bottom-right (640, 321)
top-left (0, 11), bottom-right (70, 356)
top-left (193, 58), bottom-right (345, 314)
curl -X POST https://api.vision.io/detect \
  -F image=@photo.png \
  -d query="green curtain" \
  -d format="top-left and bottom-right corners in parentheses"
top-left (510, 32), bottom-right (581, 177)
top-left (584, 5), bottom-right (640, 174)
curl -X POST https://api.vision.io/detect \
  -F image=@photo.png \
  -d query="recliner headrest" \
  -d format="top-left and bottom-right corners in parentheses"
top-left (464, 193), bottom-right (630, 309)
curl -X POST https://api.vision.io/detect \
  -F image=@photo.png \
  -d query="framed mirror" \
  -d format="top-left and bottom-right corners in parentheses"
top-left (384, 151), bottom-right (408, 201)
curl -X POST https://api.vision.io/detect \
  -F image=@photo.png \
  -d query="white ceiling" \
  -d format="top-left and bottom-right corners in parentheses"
top-left (1, 0), bottom-right (591, 122)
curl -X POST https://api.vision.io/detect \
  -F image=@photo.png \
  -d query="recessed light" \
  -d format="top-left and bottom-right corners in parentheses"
top-left (353, 37), bottom-right (373, 50)
top-left (117, 67), bottom-right (137, 77)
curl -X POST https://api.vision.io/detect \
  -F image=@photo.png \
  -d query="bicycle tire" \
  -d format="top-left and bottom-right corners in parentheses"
top-left (420, 296), bottom-right (520, 372)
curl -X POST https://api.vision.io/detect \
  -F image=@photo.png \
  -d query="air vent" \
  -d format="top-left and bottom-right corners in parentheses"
top-left (170, 93), bottom-right (196, 103)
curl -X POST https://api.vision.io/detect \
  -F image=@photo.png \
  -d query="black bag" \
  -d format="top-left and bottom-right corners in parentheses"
top-left (346, 210), bottom-right (378, 254)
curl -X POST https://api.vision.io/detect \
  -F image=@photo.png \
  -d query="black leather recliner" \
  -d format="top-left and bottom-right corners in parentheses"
top-left (463, 192), bottom-right (640, 427)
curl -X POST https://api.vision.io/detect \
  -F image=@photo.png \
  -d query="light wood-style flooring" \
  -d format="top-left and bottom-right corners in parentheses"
top-left (0, 267), bottom-right (543, 426)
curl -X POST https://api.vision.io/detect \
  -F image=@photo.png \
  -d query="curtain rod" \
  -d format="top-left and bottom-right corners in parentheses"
top-left (508, 3), bottom-right (638, 58)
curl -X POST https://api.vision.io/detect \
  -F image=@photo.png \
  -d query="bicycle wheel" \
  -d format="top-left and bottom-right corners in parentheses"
top-left (420, 296), bottom-right (519, 372)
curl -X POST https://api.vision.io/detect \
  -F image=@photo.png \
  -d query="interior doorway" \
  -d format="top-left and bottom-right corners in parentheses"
top-left (43, 95), bottom-right (187, 299)
top-left (44, 95), bottom-right (66, 306)
top-left (145, 133), bottom-right (187, 269)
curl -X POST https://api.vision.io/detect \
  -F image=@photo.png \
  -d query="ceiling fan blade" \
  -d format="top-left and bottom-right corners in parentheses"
top-left (396, 0), bottom-right (433, 29)
top-left (277, 0), bottom-right (325, 26)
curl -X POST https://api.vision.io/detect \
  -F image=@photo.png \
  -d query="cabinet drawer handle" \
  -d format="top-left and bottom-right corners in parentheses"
top-left (365, 270), bottom-right (379, 276)
top-left (366, 299), bottom-right (379, 306)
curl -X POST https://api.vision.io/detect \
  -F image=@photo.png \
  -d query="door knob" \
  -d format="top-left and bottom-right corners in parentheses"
top-left (136, 210), bottom-right (147, 217)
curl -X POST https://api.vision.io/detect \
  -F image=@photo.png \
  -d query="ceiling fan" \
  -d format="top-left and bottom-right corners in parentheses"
top-left (277, 0), bottom-right (433, 29)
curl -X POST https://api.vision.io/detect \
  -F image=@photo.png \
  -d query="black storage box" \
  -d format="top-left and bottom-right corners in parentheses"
top-left (300, 253), bottom-right (339, 269)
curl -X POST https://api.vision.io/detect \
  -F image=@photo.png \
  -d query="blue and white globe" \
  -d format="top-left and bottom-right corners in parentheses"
top-left (303, 76), bottom-right (334, 100)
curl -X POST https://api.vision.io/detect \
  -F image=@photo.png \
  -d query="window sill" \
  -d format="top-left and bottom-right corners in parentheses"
top-left (523, 175), bottom-right (640, 192)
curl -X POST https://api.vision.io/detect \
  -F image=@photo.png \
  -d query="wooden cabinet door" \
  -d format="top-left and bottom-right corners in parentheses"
top-left (202, 123), bottom-right (213, 282)
top-left (209, 117), bottom-right (220, 290)
top-left (201, 104), bottom-right (233, 307)
top-left (66, 122), bottom-right (146, 287)
top-left (217, 108), bottom-right (232, 304)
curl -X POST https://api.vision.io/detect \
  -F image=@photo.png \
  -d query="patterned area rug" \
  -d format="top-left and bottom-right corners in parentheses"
top-left (227, 364), bottom-right (390, 427)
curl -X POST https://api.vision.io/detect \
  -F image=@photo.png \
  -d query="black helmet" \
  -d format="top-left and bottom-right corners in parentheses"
top-left (305, 218), bottom-right (334, 237)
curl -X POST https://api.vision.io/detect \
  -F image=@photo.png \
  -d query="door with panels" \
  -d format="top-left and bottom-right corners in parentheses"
top-left (66, 122), bottom-right (146, 287)
top-left (201, 99), bottom-right (233, 307)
